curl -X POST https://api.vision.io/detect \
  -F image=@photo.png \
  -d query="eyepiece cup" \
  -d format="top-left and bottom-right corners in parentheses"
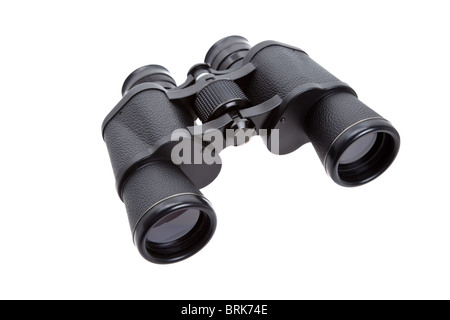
top-left (205, 36), bottom-right (251, 71)
top-left (122, 65), bottom-right (176, 96)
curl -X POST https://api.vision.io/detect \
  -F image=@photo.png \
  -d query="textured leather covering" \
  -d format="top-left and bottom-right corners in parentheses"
top-left (194, 79), bottom-right (249, 122)
top-left (122, 161), bottom-right (201, 232)
top-left (246, 45), bottom-right (339, 105)
top-left (304, 92), bottom-right (381, 162)
top-left (103, 89), bottom-right (193, 177)
top-left (246, 44), bottom-right (382, 164)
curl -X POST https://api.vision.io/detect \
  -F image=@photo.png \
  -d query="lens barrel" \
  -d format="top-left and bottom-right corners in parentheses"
top-left (305, 92), bottom-right (400, 186)
top-left (124, 161), bottom-right (216, 264)
top-left (103, 66), bottom-right (217, 263)
top-left (220, 37), bottom-right (401, 186)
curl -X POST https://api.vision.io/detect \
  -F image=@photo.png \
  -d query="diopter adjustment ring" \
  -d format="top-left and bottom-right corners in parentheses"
top-left (194, 79), bottom-right (249, 123)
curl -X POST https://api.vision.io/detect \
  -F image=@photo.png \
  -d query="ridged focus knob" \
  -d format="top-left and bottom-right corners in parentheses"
top-left (194, 79), bottom-right (249, 123)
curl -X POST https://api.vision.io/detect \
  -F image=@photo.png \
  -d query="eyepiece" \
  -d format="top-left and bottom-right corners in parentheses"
top-left (205, 36), bottom-right (251, 71)
top-left (122, 64), bottom-right (177, 96)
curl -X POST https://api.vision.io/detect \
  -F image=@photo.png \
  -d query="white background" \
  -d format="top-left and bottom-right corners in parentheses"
top-left (1, 0), bottom-right (449, 300)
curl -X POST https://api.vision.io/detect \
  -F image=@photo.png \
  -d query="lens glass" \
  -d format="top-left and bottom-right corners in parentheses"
top-left (147, 209), bottom-right (200, 244)
top-left (339, 132), bottom-right (377, 165)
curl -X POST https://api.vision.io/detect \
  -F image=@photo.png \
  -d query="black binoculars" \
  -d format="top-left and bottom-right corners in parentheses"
top-left (102, 36), bottom-right (400, 264)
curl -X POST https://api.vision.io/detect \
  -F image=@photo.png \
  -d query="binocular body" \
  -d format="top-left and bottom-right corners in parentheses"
top-left (102, 36), bottom-right (400, 264)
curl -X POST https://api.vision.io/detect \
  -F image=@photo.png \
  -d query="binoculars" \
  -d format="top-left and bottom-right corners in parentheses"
top-left (102, 36), bottom-right (400, 264)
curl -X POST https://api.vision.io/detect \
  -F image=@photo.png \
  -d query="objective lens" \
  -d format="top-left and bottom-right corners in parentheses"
top-left (337, 132), bottom-right (397, 185)
top-left (339, 132), bottom-right (377, 165)
top-left (146, 209), bottom-right (201, 244)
